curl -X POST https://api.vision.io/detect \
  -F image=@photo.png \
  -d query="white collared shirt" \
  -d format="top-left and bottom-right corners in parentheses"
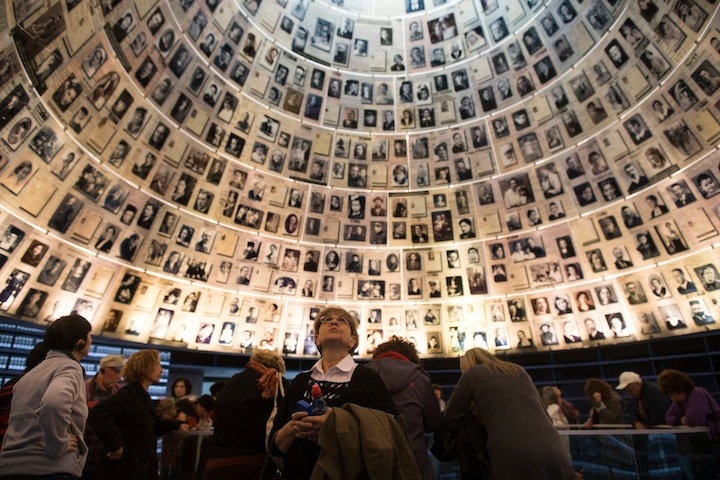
top-left (309, 354), bottom-right (357, 383)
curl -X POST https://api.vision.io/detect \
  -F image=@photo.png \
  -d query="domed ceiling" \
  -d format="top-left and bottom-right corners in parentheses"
top-left (0, 0), bottom-right (719, 357)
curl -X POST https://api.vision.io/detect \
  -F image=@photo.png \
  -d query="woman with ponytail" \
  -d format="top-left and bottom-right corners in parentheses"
top-left (0, 315), bottom-right (92, 479)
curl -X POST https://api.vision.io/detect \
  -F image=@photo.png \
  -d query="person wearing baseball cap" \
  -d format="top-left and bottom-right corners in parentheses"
top-left (616, 371), bottom-right (670, 429)
top-left (84, 354), bottom-right (126, 479)
top-left (87, 354), bottom-right (126, 404)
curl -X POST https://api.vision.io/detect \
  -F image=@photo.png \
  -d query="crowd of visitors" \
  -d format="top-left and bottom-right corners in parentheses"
top-left (0, 310), bottom-right (718, 480)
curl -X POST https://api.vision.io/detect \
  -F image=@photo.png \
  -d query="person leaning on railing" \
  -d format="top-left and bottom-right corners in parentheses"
top-left (657, 369), bottom-right (720, 442)
top-left (441, 348), bottom-right (576, 479)
top-left (614, 371), bottom-right (671, 429)
top-left (541, 386), bottom-right (570, 428)
top-left (582, 378), bottom-right (627, 428)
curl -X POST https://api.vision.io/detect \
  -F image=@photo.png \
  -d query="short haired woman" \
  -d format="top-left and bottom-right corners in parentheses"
top-left (366, 336), bottom-right (441, 480)
top-left (88, 350), bottom-right (189, 480)
top-left (269, 306), bottom-right (397, 479)
top-left (658, 369), bottom-right (720, 441)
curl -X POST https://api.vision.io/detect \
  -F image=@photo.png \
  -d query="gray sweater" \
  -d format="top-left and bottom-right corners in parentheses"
top-left (444, 364), bottom-right (575, 480)
top-left (0, 350), bottom-right (88, 476)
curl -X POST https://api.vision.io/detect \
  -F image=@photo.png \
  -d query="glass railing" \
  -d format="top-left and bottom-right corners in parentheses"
top-left (435, 427), bottom-right (719, 480)
top-left (160, 426), bottom-right (720, 480)
top-left (564, 427), bottom-right (719, 480)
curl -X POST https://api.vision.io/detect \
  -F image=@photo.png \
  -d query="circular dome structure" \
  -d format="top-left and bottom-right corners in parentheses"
top-left (0, 0), bottom-right (719, 357)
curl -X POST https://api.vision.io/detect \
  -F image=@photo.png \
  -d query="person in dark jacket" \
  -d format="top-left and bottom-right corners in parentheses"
top-left (206, 349), bottom-right (288, 480)
top-left (615, 371), bottom-right (671, 429)
top-left (270, 306), bottom-right (397, 480)
top-left (88, 350), bottom-right (188, 480)
top-left (366, 336), bottom-right (441, 480)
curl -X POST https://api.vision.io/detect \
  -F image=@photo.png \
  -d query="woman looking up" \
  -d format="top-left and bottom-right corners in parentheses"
top-left (270, 306), bottom-right (397, 479)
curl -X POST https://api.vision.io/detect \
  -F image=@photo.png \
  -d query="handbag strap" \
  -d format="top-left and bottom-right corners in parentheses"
top-left (264, 373), bottom-right (284, 451)
top-left (277, 373), bottom-right (285, 399)
top-left (256, 453), bottom-right (274, 480)
top-left (259, 376), bottom-right (284, 480)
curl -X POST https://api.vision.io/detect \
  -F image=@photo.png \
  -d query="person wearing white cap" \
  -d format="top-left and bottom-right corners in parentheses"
top-left (83, 354), bottom-right (126, 480)
top-left (615, 371), bottom-right (670, 429)
top-left (86, 354), bottom-right (126, 404)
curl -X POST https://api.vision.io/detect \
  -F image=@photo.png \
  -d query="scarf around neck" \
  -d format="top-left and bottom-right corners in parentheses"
top-left (247, 360), bottom-right (279, 399)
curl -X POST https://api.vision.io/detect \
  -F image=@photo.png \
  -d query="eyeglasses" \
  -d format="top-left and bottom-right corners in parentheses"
top-left (319, 316), bottom-right (349, 325)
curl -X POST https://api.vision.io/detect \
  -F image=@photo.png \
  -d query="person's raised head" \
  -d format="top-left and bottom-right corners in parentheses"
top-left (313, 305), bottom-right (359, 354)
top-left (171, 376), bottom-right (193, 398)
top-left (99, 354), bottom-right (126, 372)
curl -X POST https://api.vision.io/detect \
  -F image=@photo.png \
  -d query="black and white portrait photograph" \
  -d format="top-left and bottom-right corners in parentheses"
top-left (639, 44), bottom-right (671, 80)
top-left (605, 39), bottom-right (628, 69)
top-left (672, 0), bottom-right (707, 32)
top-left (534, 56), bottom-right (557, 84)
top-left (309, 18), bottom-right (334, 53)
top-left (81, 45), bottom-right (107, 79)
top-left (465, 25), bottom-right (486, 51)
top-left (692, 169), bottom-right (720, 199)
top-left (586, 1), bottom-right (612, 31)
top-left (623, 114), bottom-right (653, 145)
top-left (156, 30), bottom-right (180, 60)
top-left (52, 74), bottom-right (82, 112)
top-left (655, 15), bottom-right (686, 51)
top-left (691, 60), bottom-right (720, 96)
top-left (663, 120), bottom-right (702, 157)
top-left (489, 17), bottom-right (509, 42)
top-left (557, 0), bottom-right (577, 23)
